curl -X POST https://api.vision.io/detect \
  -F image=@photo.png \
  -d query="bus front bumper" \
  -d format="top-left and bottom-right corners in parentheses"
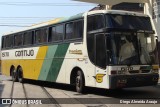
top-left (109, 74), bottom-right (159, 89)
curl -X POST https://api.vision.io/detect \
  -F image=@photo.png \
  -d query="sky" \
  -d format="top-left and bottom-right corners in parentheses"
top-left (0, 0), bottom-right (96, 45)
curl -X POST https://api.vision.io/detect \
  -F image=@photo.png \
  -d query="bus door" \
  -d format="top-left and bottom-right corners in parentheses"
top-left (87, 31), bottom-right (108, 87)
top-left (95, 33), bottom-right (107, 88)
top-left (87, 14), bottom-right (107, 87)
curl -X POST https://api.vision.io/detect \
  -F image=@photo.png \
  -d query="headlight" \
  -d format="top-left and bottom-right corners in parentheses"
top-left (152, 69), bottom-right (159, 73)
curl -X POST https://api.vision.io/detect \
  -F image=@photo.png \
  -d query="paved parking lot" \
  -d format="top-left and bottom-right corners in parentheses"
top-left (0, 74), bottom-right (160, 107)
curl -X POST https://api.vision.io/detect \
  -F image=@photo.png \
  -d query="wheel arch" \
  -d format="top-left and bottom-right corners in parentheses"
top-left (70, 66), bottom-right (85, 86)
top-left (16, 65), bottom-right (23, 76)
top-left (10, 65), bottom-right (15, 76)
top-left (16, 65), bottom-right (22, 72)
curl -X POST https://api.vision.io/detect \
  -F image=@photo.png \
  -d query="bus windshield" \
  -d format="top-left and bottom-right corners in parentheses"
top-left (106, 14), bottom-right (153, 31)
top-left (110, 32), bottom-right (158, 65)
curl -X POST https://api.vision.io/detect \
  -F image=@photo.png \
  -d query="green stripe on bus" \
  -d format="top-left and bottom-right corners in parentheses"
top-left (38, 45), bottom-right (58, 80)
top-left (46, 43), bottom-right (69, 82)
top-left (38, 43), bottom-right (69, 82)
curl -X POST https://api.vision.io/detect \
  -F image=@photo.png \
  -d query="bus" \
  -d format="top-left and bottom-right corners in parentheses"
top-left (1, 10), bottom-right (159, 93)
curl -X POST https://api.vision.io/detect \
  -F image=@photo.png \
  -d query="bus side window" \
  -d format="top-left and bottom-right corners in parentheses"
top-left (65, 20), bottom-right (83, 40)
top-left (48, 27), bottom-right (55, 42)
top-left (54, 24), bottom-right (63, 41)
top-left (35, 28), bottom-right (48, 44)
top-left (52, 27), bottom-right (56, 42)
top-left (2, 36), bottom-right (6, 49)
top-left (6, 35), bottom-right (13, 48)
top-left (74, 20), bottom-right (83, 38)
top-left (49, 25), bottom-right (63, 42)
top-left (35, 30), bottom-right (39, 44)
top-left (65, 22), bottom-right (73, 40)
top-left (23, 31), bottom-right (33, 46)
top-left (87, 15), bottom-right (104, 32)
top-left (14, 34), bottom-right (23, 47)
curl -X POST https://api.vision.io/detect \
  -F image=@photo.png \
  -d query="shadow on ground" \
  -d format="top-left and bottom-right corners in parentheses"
top-left (20, 79), bottom-right (160, 99)
top-left (0, 81), bottom-right (5, 98)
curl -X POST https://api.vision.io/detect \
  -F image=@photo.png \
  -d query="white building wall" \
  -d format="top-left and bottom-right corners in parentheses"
top-left (144, 0), bottom-right (160, 41)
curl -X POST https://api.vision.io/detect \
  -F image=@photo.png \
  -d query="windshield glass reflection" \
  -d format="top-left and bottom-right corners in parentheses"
top-left (110, 32), bottom-right (158, 65)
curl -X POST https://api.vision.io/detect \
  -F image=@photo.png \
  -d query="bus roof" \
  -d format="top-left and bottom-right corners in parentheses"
top-left (3, 13), bottom-right (84, 36)
top-left (87, 10), bottom-right (148, 17)
top-left (3, 10), bottom-right (148, 36)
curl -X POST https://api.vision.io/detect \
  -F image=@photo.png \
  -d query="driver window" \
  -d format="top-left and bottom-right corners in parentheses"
top-left (87, 15), bottom-right (104, 32)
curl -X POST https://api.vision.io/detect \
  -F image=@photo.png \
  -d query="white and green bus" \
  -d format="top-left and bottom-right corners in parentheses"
top-left (1, 10), bottom-right (159, 93)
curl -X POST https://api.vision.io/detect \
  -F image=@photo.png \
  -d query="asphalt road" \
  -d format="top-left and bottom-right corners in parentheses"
top-left (0, 74), bottom-right (160, 107)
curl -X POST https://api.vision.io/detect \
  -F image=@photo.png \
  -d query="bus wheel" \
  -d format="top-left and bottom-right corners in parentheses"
top-left (11, 68), bottom-right (17, 82)
top-left (76, 70), bottom-right (85, 93)
top-left (18, 67), bottom-right (23, 83)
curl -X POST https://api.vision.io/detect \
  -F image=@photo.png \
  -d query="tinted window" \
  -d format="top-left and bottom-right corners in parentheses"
top-left (87, 34), bottom-right (95, 64)
top-left (35, 28), bottom-right (48, 44)
top-left (106, 14), bottom-right (153, 31)
top-left (49, 25), bottom-right (64, 42)
top-left (14, 34), bottom-right (23, 46)
top-left (74, 20), bottom-right (83, 38)
top-left (65, 23), bottom-right (73, 40)
top-left (48, 27), bottom-right (55, 42)
top-left (87, 15), bottom-right (104, 32)
top-left (6, 35), bottom-right (13, 48)
top-left (2, 37), bottom-right (6, 49)
top-left (54, 24), bottom-right (63, 41)
top-left (87, 34), bottom-right (106, 69)
top-left (96, 34), bottom-right (106, 69)
top-left (23, 31), bottom-right (33, 45)
top-left (49, 25), bottom-right (63, 42)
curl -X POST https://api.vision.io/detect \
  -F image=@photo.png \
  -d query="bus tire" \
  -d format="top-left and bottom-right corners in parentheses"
top-left (17, 67), bottom-right (24, 83)
top-left (11, 68), bottom-right (17, 82)
top-left (76, 70), bottom-right (85, 93)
